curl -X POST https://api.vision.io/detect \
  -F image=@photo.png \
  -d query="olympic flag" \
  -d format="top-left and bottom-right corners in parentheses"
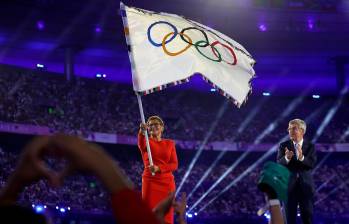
top-left (120, 3), bottom-right (256, 106)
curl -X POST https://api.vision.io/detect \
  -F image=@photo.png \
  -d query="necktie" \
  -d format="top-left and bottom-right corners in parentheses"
top-left (295, 143), bottom-right (299, 159)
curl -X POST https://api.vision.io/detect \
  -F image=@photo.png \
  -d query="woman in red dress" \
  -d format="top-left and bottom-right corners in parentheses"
top-left (138, 115), bottom-right (178, 224)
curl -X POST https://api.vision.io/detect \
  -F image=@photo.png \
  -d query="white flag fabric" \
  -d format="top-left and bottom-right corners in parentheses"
top-left (120, 3), bottom-right (256, 106)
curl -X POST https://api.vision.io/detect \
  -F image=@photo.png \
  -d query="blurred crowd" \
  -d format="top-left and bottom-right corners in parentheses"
top-left (0, 65), bottom-right (348, 144)
top-left (1, 144), bottom-right (348, 218)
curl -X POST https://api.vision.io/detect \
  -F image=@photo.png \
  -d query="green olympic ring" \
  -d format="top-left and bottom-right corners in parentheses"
top-left (147, 21), bottom-right (237, 65)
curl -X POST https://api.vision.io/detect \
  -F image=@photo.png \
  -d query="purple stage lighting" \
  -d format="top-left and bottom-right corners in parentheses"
top-left (186, 213), bottom-right (193, 218)
top-left (36, 63), bottom-right (45, 68)
top-left (96, 73), bottom-right (106, 78)
top-left (307, 19), bottom-right (314, 30)
top-left (263, 92), bottom-right (271, 96)
top-left (264, 212), bottom-right (271, 220)
top-left (35, 205), bottom-right (44, 213)
top-left (95, 26), bottom-right (102, 33)
top-left (258, 24), bottom-right (267, 32)
top-left (37, 21), bottom-right (45, 30)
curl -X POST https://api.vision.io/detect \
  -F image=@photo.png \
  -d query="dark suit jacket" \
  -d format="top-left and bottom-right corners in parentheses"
top-left (277, 139), bottom-right (317, 195)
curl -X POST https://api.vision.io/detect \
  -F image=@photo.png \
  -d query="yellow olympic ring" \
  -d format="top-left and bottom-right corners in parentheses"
top-left (161, 32), bottom-right (193, 56)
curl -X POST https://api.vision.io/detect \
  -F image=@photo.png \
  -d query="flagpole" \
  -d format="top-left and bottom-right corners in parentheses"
top-left (136, 92), bottom-right (155, 176)
top-left (120, 2), bottom-right (155, 176)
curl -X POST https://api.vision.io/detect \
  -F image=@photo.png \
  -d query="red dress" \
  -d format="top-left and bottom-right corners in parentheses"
top-left (111, 188), bottom-right (160, 224)
top-left (138, 133), bottom-right (178, 224)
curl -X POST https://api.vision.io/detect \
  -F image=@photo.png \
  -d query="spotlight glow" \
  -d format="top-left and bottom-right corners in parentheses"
top-left (195, 102), bottom-right (322, 213)
top-left (312, 87), bottom-right (348, 143)
top-left (96, 73), bottom-right (107, 78)
top-left (312, 152), bottom-right (332, 175)
top-left (307, 19), bottom-right (314, 30)
top-left (315, 176), bottom-right (349, 206)
top-left (186, 97), bottom-right (268, 201)
top-left (196, 136), bottom-right (288, 213)
top-left (37, 21), bottom-right (45, 30)
top-left (315, 175), bottom-right (335, 193)
top-left (189, 94), bottom-right (307, 212)
top-left (176, 101), bottom-right (228, 196)
top-left (264, 211), bottom-right (271, 220)
top-left (187, 150), bottom-right (227, 201)
top-left (262, 92), bottom-right (270, 96)
top-left (258, 24), bottom-right (267, 32)
top-left (95, 26), bottom-right (102, 33)
top-left (35, 205), bottom-right (44, 213)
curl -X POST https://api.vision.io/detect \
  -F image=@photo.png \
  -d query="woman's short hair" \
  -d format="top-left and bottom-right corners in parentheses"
top-left (147, 116), bottom-right (164, 127)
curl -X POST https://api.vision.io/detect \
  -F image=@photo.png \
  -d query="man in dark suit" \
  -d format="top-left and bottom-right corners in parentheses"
top-left (277, 119), bottom-right (317, 224)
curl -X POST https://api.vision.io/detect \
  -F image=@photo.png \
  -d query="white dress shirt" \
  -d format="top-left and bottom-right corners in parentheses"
top-left (285, 139), bottom-right (304, 163)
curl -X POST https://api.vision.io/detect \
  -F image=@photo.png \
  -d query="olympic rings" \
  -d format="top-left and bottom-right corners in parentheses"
top-left (195, 40), bottom-right (222, 62)
top-left (211, 41), bottom-right (237, 65)
top-left (147, 20), bottom-right (238, 66)
top-left (162, 32), bottom-right (193, 56)
top-left (147, 21), bottom-right (178, 47)
top-left (180, 27), bottom-right (209, 47)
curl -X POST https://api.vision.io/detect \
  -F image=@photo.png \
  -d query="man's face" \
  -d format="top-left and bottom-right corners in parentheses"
top-left (288, 123), bottom-right (304, 142)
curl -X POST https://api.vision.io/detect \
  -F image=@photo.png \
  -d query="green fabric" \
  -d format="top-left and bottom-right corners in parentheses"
top-left (258, 161), bottom-right (290, 202)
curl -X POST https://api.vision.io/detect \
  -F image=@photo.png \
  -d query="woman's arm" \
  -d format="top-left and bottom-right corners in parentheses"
top-left (158, 141), bottom-right (178, 173)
